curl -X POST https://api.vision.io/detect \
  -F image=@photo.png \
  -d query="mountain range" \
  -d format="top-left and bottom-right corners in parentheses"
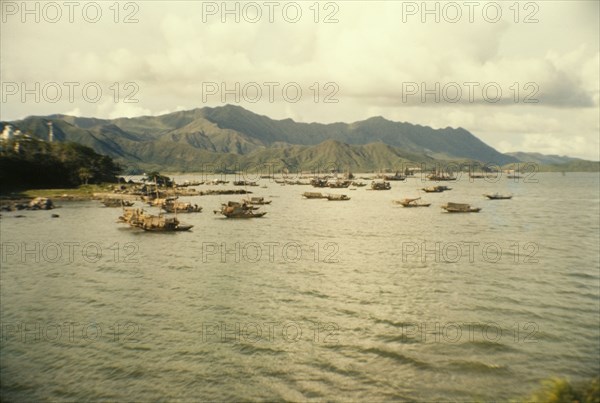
top-left (3, 105), bottom-right (597, 173)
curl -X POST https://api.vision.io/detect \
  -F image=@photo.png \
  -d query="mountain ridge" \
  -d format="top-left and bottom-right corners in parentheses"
top-left (4, 105), bottom-right (595, 172)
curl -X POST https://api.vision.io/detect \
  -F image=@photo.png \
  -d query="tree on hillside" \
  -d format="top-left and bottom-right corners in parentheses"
top-left (78, 167), bottom-right (92, 185)
top-left (0, 135), bottom-right (121, 190)
top-left (144, 171), bottom-right (173, 187)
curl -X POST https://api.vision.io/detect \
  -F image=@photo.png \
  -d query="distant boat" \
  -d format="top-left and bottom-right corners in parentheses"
top-left (284, 180), bottom-right (311, 185)
top-left (243, 196), bottom-right (272, 205)
top-left (218, 201), bottom-right (259, 211)
top-left (135, 214), bottom-right (193, 231)
top-left (441, 202), bottom-right (481, 213)
top-left (505, 170), bottom-right (521, 179)
top-left (310, 178), bottom-right (329, 188)
top-left (303, 192), bottom-right (326, 199)
top-left (134, 178), bottom-right (193, 231)
top-left (118, 208), bottom-right (146, 224)
top-left (147, 196), bottom-right (177, 207)
top-left (328, 180), bottom-right (351, 188)
top-left (484, 193), bottom-right (512, 200)
top-left (178, 180), bottom-right (203, 187)
top-left (383, 172), bottom-right (406, 181)
top-left (162, 201), bottom-right (203, 213)
top-left (326, 194), bottom-right (350, 201)
top-left (422, 185), bottom-right (452, 193)
top-left (119, 208), bottom-right (192, 231)
top-left (394, 197), bottom-right (431, 207)
top-left (427, 171), bottom-right (456, 181)
top-left (233, 180), bottom-right (258, 186)
top-left (215, 201), bottom-right (267, 218)
top-left (102, 199), bottom-right (134, 207)
top-left (370, 181), bottom-right (391, 190)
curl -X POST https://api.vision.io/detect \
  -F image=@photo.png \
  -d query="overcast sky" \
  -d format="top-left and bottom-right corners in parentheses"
top-left (1, 1), bottom-right (599, 160)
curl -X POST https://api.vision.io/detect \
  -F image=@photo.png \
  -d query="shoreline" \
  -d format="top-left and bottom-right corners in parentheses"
top-left (0, 186), bottom-right (254, 205)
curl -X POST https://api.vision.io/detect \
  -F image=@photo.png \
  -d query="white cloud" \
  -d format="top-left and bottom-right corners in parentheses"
top-left (1, 1), bottom-right (598, 160)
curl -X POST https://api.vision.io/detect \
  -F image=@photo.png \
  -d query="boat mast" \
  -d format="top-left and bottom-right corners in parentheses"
top-left (154, 176), bottom-right (162, 217)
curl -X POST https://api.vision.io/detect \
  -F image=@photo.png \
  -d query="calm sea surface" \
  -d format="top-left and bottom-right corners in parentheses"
top-left (1, 172), bottom-right (599, 401)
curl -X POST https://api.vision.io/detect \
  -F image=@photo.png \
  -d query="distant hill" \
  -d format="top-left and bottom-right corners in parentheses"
top-left (506, 152), bottom-right (580, 165)
top-left (5, 105), bottom-right (595, 172)
top-left (507, 152), bottom-right (600, 172)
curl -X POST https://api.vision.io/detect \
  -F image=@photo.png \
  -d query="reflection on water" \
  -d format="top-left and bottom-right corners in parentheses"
top-left (1, 173), bottom-right (599, 401)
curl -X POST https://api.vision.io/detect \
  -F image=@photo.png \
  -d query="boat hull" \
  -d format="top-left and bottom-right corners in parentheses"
top-left (223, 212), bottom-right (267, 218)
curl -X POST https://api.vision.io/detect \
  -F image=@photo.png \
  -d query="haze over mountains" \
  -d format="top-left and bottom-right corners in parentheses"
top-left (4, 105), bottom-right (597, 173)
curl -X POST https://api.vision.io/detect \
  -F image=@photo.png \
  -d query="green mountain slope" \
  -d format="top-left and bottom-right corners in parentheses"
top-left (11, 105), bottom-right (587, 172)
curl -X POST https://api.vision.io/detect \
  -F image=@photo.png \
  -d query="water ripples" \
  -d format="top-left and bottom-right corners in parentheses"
top-left (1, 173), bottom-right (599, 401)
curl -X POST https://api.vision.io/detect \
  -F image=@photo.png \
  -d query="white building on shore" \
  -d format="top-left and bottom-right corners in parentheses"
top-left (1, 124), bottom-right (14, 141)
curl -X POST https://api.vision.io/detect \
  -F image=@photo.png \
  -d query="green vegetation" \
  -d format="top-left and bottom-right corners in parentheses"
top-left (0, 136), bottom-right (121, 191)
top-left (5, 106), bottom-right (597, 173)
top-left (6, 105), bottom-right (518, 172)
top-left (5, 184), bottom-right (113, 199)
top-left (524, 377), bottom-right (599, 403)
top-left (143, 171), bottom-right (173, 187)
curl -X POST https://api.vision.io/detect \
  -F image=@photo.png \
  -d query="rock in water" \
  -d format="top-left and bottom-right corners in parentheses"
top-left (29, 197), bottom-right (54, 210)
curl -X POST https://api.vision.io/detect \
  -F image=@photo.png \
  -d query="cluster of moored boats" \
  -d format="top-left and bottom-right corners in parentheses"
top-left (111, 186), bottom-right (514, 232)
top-left (101, 171), bottom-right (517, 231)
top-left (391, 193), bottom-right (513, 212)
top-left (118, 208), bottom-right (193, 231)
top-left (114, 195), bottom-right (275, 231)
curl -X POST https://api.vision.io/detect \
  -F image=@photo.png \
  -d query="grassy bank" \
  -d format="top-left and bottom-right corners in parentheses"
top-left (522, 377), bottom-right (599, 403)
top-left (0, 184), bottom-right (117, 201)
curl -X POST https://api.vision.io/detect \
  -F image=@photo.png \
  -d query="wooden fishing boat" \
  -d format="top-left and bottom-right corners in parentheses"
top-left (394, 197), bottom-right (431, 207)
top-left (209, 179), bottom-right (229, 185)
top-left (441, 202), bottom-right (481, 213)
top-left (162, 201), bottom-right (203, 213)
top-left (370, 181), bottom-right (391, 190)
top-left (422, 185), bottom-right (452, 193)
top-left (233, 180), bottom-right (258, 186)
top-left (310, 178), bottom-right (329, 188)
top-left (147, 196), bottom-right (177, 207)
top-left (326, 194), bottom-right (350, 201)
top-left (222, 210), bottom-right (267, 218)
top-left (219, 201), bottom-right (259, 210)
top-left (427, 172), bottom-right (457, 181)
top-left (243, 196), bottom-right (272, 205)
top-left (135, 215), bottom-right (194, 231)
top-left (484, 193), bottom-right (513, 200)
top-left (302, 192), bottom-right (326, 199)
top-left (178, 180), bottom-right (203, 187)
top-left (328, 180), bottom-right (351, 188)
top-left (132, 178), bottom-right (193, 231)
top-left (102, 199), bottom-right (134, 207)
top-left (216, 202), bottom-right (267, 218)
top-left (118, 208), bottom-right (146, 224)
top-left (383, 172), bottom-right (406, 181)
